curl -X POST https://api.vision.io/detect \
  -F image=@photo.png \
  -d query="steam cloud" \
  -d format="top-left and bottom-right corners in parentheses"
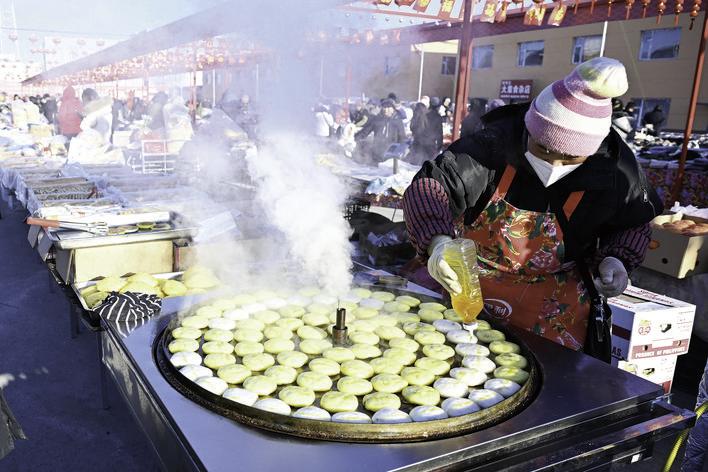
top-left (188, 0), bottom-right (356, 295)
top-left (246, 139), bottom-right (353, 295)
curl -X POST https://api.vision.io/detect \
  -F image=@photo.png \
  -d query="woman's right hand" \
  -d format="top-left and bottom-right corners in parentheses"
top-left (427, 235), bottom-right (462, 295)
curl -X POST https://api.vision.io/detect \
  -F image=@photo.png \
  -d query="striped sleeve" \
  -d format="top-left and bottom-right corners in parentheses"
top-left (596, 223), bottom-right (652, 272)
top-left (403, 178), bottom-right (456, 258)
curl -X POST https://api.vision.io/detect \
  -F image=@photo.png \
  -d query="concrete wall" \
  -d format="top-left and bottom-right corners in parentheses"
top-left (316, 13), bottom-right (706, 130)
top-left (211, 14), bottom-right (706, 130)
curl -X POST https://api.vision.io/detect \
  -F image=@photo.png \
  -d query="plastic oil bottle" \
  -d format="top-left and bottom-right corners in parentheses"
top-left (442, 239), bottom-right (484, 324)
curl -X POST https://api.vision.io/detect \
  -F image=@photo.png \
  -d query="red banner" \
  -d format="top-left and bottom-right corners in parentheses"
top-left (480, 0), bottom-right (498, 22)
top-left (439, 0), bottom-right (456, 17)
top-left (395, 0), bottom-right (416, 5)
top-left (523, 3), bottom-right (547, 25)
top-left (495, 1), bottom-right (510, 21)
top-left (547, 2), bottom-right (568, 25)
top-left (415, 0), bottom-right (433, 12)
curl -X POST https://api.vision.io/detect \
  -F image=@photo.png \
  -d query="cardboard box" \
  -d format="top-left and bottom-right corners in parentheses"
top-left (610, 286), bottom-right (695, 361)
top-left (613, 355), bottom-right (678, 394)
top-left (642, 213), bottom-right (708, 278)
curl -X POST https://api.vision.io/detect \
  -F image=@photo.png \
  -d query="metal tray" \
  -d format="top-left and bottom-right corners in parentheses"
top-left (154, 289), bottom-right (539, 443)
top-left (71, 272), bottom-right (186, 312)
top-left (49, 226), bottom-right (196, 250)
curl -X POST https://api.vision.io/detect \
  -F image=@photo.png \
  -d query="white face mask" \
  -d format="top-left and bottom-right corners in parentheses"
top-left (525, 151), bottom-right (582, 187)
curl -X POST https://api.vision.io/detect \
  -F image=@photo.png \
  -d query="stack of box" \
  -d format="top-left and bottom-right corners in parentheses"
top-left (609, 286), bottom-right (696, 394)
top-left (642, 213), bottom-right (708, 278)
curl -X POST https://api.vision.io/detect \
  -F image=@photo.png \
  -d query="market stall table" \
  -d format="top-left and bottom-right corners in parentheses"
top-left (99, 291), bottom-right (694, 471)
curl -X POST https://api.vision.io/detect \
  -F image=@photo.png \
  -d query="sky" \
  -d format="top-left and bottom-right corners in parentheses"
top-left (2, 0), bottom-right (223, 60)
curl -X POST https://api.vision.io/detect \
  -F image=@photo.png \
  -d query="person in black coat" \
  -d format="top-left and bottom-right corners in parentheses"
top-left (642, 105), bottom-right (666, 135)
top-left (354, 99), bottom-right (406, 164)
top-left (403, 57), bottom-right (662, 353)
top-left (409, 102), bottom-right (443, 165)
top-left (41, 94), bottom-right (57, 124)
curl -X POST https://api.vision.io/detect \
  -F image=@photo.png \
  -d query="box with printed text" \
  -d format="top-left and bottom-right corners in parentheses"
top-left (612, 355), bottom-right (678, 394)
top-left (609, 286), bottom-right (695, 362)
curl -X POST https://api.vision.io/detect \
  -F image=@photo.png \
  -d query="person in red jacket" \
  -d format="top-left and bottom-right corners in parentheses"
top-left (57, 86), bottom-right (83, 142)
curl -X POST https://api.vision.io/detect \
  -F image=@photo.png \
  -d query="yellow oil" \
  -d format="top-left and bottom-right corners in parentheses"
top-left (443, 240), bottom-right (484, 323)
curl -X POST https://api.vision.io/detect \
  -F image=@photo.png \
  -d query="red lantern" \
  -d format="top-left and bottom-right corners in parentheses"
top-left (674, 0), bottom-right (684, 23)
top-left (625, 0), bottom-right (635, 18)
top-left (657, 0), bottom-right (666, 21)
top-left (641, 0), bottom-right (651, 17)
top-left (690, 0), bottom-right (701, 28)
top-left (395, 0), bottom-right (416, 4)
top-left (28, 34), bottom-right (38, 43)
top-left (496, 0), bottom-right (510, 21)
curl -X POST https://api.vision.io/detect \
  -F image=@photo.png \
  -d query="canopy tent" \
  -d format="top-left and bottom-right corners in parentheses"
top-left (20, 0), bottom-right (706, 199)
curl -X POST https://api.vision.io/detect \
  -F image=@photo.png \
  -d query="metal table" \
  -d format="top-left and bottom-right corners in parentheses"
top-left (100, 310), bottom-right (695, 472)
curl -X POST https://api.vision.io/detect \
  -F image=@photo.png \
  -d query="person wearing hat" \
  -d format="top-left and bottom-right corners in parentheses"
top-left (402, 57), bottom-right (662, 352)
top-left (354, 98), bottom-right (405, 164)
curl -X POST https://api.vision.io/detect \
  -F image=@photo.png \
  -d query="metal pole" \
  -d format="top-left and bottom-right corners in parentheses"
top-left (255, 63), bottom-right (260, 102)
top-left (418, 49), bottom-right (425, 101)
top-left (671, 12), bottom-right (708, 203)
top-left (345, 58), bottom-right (352, 112)
top-left (452, 0), bottom-right (474, 141)
top-left (600, 21), bottom-right (608, 56)
top-left (212, 68), bottom-right (216, 107)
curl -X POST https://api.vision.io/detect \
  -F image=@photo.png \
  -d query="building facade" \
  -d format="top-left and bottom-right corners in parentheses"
top-left (318, 13), bottom-right (706, 131)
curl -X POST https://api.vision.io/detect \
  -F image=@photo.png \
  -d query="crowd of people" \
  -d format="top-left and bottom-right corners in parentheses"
top-left (0, 86), bottom-right (260, 165)
top-left (311, 94), bottom-right (511, 167)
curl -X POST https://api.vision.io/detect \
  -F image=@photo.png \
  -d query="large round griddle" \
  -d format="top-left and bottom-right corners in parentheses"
top-left (154, 288), bottom-right (539, 443)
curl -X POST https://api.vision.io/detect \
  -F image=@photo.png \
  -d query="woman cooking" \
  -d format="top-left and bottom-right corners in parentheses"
top-left (402, 57), bottom-right (662, 356)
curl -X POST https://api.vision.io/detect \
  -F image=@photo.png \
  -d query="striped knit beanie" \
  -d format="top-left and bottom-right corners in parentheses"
top-left (524, 57), bottom-right (629, 157)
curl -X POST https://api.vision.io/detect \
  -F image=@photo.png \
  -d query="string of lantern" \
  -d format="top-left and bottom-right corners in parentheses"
top-left (31, 37), bottom-right (267, 87)
top-left (367, 0), bottom-right (702, 28)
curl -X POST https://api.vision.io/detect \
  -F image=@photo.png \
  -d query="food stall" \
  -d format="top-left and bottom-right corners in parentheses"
top-left (98, 278), bottom-right (693, 471)
top-left (3, 1), bottom-right (706, 470)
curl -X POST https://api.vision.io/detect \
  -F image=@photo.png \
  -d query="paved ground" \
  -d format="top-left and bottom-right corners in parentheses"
top-left (0, 197), bottom-right (699, 471)
top-left (0, 200), bottom-right (159, 471)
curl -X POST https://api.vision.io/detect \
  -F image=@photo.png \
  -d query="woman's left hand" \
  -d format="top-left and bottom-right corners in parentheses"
top-left (594, 257), bottom-right (628, 298)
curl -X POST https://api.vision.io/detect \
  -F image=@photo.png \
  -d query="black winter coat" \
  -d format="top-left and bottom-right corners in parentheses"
top-left (355, 114), bottom-right (406, 157)
top-left (414, 103), bottom-right (663, 263)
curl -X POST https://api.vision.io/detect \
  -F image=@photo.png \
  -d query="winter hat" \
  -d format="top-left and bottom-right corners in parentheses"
top-left (524, 57), bottom-right (628, 157)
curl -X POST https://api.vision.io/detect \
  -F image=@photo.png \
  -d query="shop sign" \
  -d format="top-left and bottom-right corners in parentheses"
top-left (499, 80), bottom-right (533, 100)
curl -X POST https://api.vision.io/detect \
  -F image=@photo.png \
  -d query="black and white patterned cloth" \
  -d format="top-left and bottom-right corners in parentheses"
top-left (95, 292), bottom-right (161, 323)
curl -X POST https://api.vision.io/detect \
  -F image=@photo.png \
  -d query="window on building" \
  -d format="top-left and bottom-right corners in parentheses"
top-left (472, 45), bottom-right (494, 69)
top-left (572, 35), bottom-right (602, 64)
top-left (384, 56), bottom-right (401, 76)
top-left (518, 40), bottom-right (544, 67)
top-left (639, 28), bottom-right (681, 60)
top-left (441, 55), bottom-right (457, 75)
top-left (631, 98), bottom-right (671, 129)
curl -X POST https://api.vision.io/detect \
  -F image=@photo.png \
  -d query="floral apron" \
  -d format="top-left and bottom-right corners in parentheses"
top-left (461, 165), bottom-right (591, 350)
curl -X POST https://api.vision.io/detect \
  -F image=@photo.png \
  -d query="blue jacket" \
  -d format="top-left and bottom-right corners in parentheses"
top-left (682, 359), bottom-right (708, 471)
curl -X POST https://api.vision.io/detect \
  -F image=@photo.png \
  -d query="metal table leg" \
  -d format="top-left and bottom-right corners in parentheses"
top-left (70, 304), bottom-right (80, 339)
top-left (98, 332), bottom-right (110, 410)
